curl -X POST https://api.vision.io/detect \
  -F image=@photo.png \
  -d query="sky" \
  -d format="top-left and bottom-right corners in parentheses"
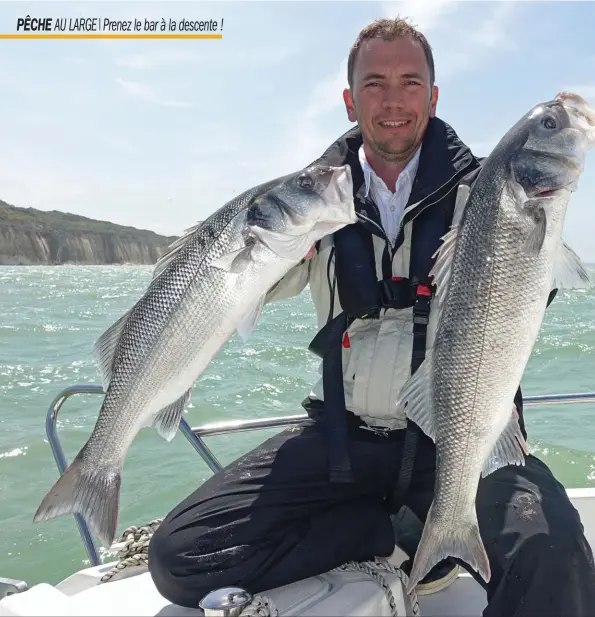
top-left (1, 0), bottom-right (595, 261)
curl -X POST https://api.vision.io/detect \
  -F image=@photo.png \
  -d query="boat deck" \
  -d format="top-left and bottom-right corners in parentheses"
top-left (1, 386), bottom-right (594, 616)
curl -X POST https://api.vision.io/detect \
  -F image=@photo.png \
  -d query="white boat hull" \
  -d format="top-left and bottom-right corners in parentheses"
top-left (1, 487), bottom-right (593, 616)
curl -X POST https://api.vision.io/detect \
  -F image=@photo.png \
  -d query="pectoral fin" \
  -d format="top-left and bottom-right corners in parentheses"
top-left (395, 355), bottom-right (435, 440)
top-left (482, 407), bottom-right (529, 477)
top-left (552, 241), bottom-right (593, 289)
top-left (522, 206), bottom-right (547, 255)
top-left (236, 294), bottom-right (266, 342)
top-left (255, 228), bottom-right (316, 261)
top-left (211, 246), bottom-right (254, 273)
top-left (150, 388), bottom-right (192, 442)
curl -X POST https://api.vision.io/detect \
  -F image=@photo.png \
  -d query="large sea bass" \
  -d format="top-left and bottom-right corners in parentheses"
top-left (397, 92), bottom-right (595, 592)
top-left (34, 164), bottom-right (357, 548)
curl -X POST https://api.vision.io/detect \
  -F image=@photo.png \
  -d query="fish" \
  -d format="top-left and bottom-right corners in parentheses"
top-left (396, 92), bottom-right (595, 593)
top-left (33, 164), bottom-right (357, 548)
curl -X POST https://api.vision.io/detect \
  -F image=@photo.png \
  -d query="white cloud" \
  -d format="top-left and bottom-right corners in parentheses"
top-left (0, 149), bottom-right (88, 212)
top-left (466, 2), bottom-right (517, 50)
top-left (259, 0), bottom-right (518, 176)
top-left (109, 43), bottom-right (296, 73)
top-left (247, 62), bottom-right (353, 178)
top-left (188, 123), bottom-right (240, 158)
top-left (115, 77), bottom-right (193, 108)
top-left (434, 2), bottom-right (520, 80)
top-left (3, 0), bottom-right (592, 263)
top-left (379, 1), bottom-right (520, 82)
top-left (382, 0), bottom-right (459, 32)
top-left (116, 49), bottom-right (199, 70)
top-left (304, 59), bottom-right (348, 120)
top-left (227, 45), bottom-right (300, 69)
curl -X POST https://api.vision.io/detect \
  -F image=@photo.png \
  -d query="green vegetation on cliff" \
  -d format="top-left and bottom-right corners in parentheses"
top-left (0, 200), bottom-right (178, 238)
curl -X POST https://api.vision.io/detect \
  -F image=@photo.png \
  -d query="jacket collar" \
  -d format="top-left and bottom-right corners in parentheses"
top-left (311, 116), bottom-right (478, 210)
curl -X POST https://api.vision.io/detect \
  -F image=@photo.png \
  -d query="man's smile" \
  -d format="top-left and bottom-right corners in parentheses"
top-left (378, 119), bottom-right (412, 131)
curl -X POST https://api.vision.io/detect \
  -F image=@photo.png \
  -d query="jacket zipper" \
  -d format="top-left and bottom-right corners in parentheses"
top-left (390, 160), bottom-right (477, 258)
top-left (356, 208), bottom-right (392, 246)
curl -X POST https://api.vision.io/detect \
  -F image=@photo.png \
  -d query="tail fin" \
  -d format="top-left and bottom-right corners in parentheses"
top-left (406, 507), bottom-right (490, 594)
top-left (33, 452), bottom-right (121, 549)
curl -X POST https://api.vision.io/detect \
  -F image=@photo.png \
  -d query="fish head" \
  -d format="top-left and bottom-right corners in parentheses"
top-left (245, 164), bottom-right (357, 260)
top-left (509, 92), bottom-right (595, 200)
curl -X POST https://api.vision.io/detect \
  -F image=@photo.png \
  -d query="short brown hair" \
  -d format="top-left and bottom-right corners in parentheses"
top-left (347, 17), bottom-right (435, 88)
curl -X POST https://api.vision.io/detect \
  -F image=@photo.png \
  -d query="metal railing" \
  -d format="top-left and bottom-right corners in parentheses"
top-left (44, 384), bottom-right (595, 567)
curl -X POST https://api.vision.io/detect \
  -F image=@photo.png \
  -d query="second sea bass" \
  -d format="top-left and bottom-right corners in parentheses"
top-left (397, 92), bottom-right (595, 592)
top-left (34, 164), bottom-right (357, 548)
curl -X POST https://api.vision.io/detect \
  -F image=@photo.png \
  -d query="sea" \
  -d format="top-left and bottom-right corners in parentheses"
top-left (1, 265), bottom-right (594, 587)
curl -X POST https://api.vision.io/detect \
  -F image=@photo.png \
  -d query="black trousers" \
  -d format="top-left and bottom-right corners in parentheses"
top-left (148, 418), bottom-right (595, 615)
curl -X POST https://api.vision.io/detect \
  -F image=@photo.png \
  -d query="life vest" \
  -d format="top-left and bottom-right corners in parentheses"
top-left (305, 119), bottom-right (503, 499)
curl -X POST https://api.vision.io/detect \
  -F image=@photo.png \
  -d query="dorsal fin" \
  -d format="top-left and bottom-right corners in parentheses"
top-left (428, 183), bottom-right (471, 307)
top-left (429, 224), bottom-right (459, 305)
top-left (152, 221), bottom-right (202, 281)
top-left (93, 309), bottom-right (131, 391)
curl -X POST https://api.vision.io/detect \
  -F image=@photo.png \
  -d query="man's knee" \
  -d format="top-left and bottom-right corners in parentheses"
top-left (148, 519), bottom-right (220, 608)
top-left (148, 522), bottom-right (191, 607)
top-left (539, 510), bottom-right (593, 567)
top-left (148, 511), bottom-right (275, 608)
top-left (508, 492), bottom-right (594, 578)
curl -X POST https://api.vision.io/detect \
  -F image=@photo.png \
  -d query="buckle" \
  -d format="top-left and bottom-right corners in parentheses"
top-left (360, 425), bottom-right (390, 438)
top-left (413, 283), bottom-right (432, 325)
top-left (379, 276), bottom-right (411, 310)
top-left (416, 283), bottom-right (432, 297)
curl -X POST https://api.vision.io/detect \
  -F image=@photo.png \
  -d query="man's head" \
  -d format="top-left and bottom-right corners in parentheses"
top-left (343, 18), bottom-right (439, 167)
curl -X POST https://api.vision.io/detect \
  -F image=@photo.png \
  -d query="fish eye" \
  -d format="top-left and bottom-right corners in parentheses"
top-left (542, 115), bottom-right (557, 130)
top-left (297, 174), bottom-right (314, 190)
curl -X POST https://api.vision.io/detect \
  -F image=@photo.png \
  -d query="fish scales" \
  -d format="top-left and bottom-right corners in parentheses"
top-left (400, 92), bottom-right (595, 592)
top-left (33, 165), bottom-right (357, 548)
top-left (80, 188), bottom-right (264, 467)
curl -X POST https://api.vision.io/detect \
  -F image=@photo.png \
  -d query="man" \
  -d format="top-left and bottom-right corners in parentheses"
top-left (148, 18), bottom-right (595, 615)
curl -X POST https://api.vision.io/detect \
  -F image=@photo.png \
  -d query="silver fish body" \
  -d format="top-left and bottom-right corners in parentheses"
top-left (34, 164), bottom-right (357, 548)
top-left (398, 92), bottom-right (595, 592)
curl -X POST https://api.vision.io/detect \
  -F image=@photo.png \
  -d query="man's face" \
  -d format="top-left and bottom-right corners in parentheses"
top-left (343, 36), bottom-right (439, 164)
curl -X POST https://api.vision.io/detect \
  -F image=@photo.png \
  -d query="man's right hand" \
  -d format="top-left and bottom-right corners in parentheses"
top-left (304, 245), bottom-right (316, 260)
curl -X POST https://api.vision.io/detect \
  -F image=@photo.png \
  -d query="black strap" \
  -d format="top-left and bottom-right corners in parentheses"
top-left (311, 313), bottom-right (354, 482)
top-left (389, 284), bottom-right (432, 509)
top-left (309, 278), bottom-right (417, 484)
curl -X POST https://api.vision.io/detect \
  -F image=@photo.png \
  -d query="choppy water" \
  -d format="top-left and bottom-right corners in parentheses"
top-left (1, 265), bottom-right (594, 586)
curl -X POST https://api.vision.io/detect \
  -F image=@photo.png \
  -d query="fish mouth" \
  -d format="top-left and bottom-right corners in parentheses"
top-left (555, 91), bottom-right (595, 147)
top-left (534, 186), bottom-right (571, 198)
top-left (323, 165), bottom-right (353, 203)
top-left (511, 148), bottom-right (582, 200)
top-left (320, 165), bottom-right (357, 225)
top-left (510, 174), bottom-right (575, 203)
top-left (534, 169), bottom-right (581, 197)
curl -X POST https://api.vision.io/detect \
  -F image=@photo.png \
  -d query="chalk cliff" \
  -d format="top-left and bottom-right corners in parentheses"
top-left (0, 200), bottom-right (180, 265)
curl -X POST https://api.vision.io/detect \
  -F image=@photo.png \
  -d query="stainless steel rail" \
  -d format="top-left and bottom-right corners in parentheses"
top-left (44, 383), bottom-right (595, 567)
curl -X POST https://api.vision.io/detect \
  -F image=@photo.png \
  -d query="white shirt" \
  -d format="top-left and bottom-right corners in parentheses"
top-left (358, 144), bottom-right (421, 245)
